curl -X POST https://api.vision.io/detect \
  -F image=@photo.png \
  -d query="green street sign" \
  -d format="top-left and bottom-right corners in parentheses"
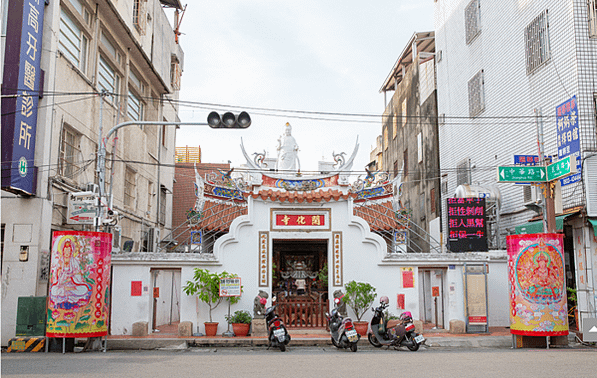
top-left (546, 155), bottom-right (576, 181)
top-left (497, 165), bottom-right (546, 183)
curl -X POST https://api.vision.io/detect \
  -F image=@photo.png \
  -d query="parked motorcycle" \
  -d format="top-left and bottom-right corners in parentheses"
top-left (326, 298), bottom-right (360, 352)
top-left (367, 296), bottom-right (425, 351)
top-left (265, 304), bottom-right (291, 352)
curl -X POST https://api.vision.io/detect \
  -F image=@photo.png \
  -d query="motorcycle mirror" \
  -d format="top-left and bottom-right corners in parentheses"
top-left (334, 298), bottom-right (340, 304)
top-left (272, 296), bottom-right (277, 303)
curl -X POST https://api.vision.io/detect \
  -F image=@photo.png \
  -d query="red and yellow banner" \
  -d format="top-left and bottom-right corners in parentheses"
top-left (507, 233), bottom-right (568, 336)
top-left (275, 214), bottom-right (325, 226)
top-left (46, 231), bottom-right (112, 338)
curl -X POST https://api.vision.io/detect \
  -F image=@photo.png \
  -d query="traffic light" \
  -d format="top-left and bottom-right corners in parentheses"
top-left (207, 111), bottom-right (251, 129)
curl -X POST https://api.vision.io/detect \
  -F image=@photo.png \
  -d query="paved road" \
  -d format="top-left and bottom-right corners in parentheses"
top-left (3, 346), bottom-right (596, 377)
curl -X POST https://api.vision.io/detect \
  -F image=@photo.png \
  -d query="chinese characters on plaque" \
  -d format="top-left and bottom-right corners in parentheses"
top-left (447, 198), bottom-right (488, 252)
top-left (556, 96), bottom-right (581, 186)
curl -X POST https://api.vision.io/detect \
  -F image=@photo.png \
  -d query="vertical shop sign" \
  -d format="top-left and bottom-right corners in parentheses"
top-left (1, 0), bottom-right (45, 195)
top-left (556, 96), bottom-right (581, 186)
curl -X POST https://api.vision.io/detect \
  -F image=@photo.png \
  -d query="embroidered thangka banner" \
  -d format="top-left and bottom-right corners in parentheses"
top-left (46, 231), bottom-right (112, 338)
top-left (507, 233), bottom-right (568, 336)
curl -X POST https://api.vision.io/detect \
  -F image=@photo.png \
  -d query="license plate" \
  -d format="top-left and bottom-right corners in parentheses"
top-left (346, 329), bottom-right (358, 342)
top-left (414, 335), bottom-right (425, 343)
top-left (273, 328), bottom-right (285, 339)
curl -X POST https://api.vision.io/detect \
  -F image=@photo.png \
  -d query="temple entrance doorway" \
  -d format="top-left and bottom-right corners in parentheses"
top-left (272, 239), bottom-right (328, 328)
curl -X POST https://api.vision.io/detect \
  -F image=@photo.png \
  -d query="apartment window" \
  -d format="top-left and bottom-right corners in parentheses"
top-left (161, 124), bottom-right (167, 147)
top-left (403, 149), bottom-right (409, 177)
top-left (383, 127), bottom-right (388, 150)
top-left (127, 90), bottom-right (143, 121)
top-left (468, 70), bottom-right (485, 117)
top-left (589, 0), bottom-right (597, 38)
top-left (441, 174), bottom-right (448, 194)
top-left (58, 9), bottom-right (88, 71)
top-left (124, 167), bottom-right (136, 208)
top-left (133, 0), bottom-right (147, 35)
top-left (525, 10), bottom-right (551, 74)
top-left (171, 57), bottom-right (182, 91)
top-left (393, 161), bottom-right (398, 180)
top-left (159, 187), bottom-right (167, 225)
top-left (147, 181), bottom-right (154, 214)
top-left (465, 0), bottom-right (481, 44)
top-left (392, 111), bottom-right (398, 139)
top-left (457, 158), bottom-right (471, 186)
top-left (430, 188), bottom-right (437, 214)
top-left (98, 55), bottom-right (120, 103)
top-left (402, 98), bottom-right (407, 127)
top-left (60, 126), bottom-right (81, 178)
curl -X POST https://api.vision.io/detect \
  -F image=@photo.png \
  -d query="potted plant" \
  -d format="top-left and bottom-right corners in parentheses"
top-left (225, 310), bottom-right (252, 337)
top-left (317, 263), bottom-right (328, 289)
top-left (567, 287), bottom-right (578, 330)
top-left (344, 280), bottom-right (376, 336)
top-left (183, 268), bottom-right (233, 336)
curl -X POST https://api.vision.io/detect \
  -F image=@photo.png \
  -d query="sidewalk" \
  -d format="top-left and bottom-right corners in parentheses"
top-left (105, 324), bottom-right (516, 351)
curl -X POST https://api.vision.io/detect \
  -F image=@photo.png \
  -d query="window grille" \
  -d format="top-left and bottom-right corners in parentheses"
top-left (456, 158), bottom-right (471, 186)
top-left (403, 149), bottom-right (409, 177)
top-left (171, 59), bottom-right (182, 91)
top-left (127, 90), bottom-right (143, 121)
top-left (124, 167), bottom-right (136, 208)
top-left (159, 187), bottom-right (167, 225)
top-left (98, 55), bottom-right (119, 103)
top-left (133, 0), bottom-right (147, 35)
top-left (465, 0), bottom-right (481, 44)
top-left (525, 10), bottom-right (551, 74)
top-left (58, 9), bottom-right (88, 71)
top-left (589, 0), bottom-right (597, 38)
top-left (468, 70), bottom-right (485, 117)
top-left (60, 126), bottom-right (81, 178)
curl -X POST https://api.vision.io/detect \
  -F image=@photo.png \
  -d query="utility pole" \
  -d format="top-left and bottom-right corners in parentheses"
top-left (535, 108), bottom-right (556, 233)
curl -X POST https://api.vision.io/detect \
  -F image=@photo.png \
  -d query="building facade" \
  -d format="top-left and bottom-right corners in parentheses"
top-left (434, 0), bottom-right (597, 332)
top-left (1, 0), bottom-right (184, 345)
top-left (378, 32), bottom-right (442, 253)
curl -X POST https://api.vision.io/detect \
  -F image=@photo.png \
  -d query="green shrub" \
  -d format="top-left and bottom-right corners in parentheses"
top-left (225, 310), bottom-right (252, 324)
top-left (344, 281), bottom-right (376, 322)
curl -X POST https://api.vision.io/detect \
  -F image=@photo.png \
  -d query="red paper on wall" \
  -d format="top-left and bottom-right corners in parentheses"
top-left (131, 281), bottom-right (142, 296)
top-left (402, 270), bottom-right (414, 288)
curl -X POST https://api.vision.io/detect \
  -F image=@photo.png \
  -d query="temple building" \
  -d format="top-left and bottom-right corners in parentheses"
top-left (111, 124), bottom-right (509, 335)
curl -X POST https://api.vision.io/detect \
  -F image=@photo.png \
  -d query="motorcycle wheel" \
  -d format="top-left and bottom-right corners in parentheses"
top-left (279, 343), bottom-right (286, 352)
top-left (368, 333), bottom-right (382, 348)
top-left (406, 334), bottom-right (420, 351)
top-left (331, 337), bottom-right (339, 348)
top-left (350, 343), bottom-right (358, 352)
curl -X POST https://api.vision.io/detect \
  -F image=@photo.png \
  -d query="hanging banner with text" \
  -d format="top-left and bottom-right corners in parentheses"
top-left (507, 233), bottom-right (568, 336)
top-left (46, 231), bottom-right (112, 338)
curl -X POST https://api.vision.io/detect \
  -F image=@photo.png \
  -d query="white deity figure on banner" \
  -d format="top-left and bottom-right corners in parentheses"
top-left (276, 122), bottom-right (300, 172)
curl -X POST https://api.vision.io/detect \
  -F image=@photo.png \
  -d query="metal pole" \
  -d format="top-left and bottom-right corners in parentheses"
top-left (96, 121), bottom-right (208, 230)
top-left (96, 91), bottom-right (106, 232)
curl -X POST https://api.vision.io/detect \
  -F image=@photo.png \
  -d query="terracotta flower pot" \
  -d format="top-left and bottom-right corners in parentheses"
top-left (353, 321), bottom-right (369, 336)
top-left (204, 322), bottom-right (219, 336)
top-left (232, 323), bottom-right (250, 337)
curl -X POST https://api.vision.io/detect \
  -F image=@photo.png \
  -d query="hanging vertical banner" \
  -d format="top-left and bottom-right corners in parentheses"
top-left (507, 233), bottom-right (568, 336)
top-left (1, 0), bottom-right (45, 195)
top-left (46, 231), bottom-right (112, 338)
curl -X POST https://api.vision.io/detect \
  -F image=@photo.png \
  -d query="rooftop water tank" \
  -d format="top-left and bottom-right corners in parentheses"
top-left (454, 184), bottom-right (501, 210)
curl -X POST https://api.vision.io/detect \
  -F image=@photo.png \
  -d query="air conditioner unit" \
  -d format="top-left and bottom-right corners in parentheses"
top-left (112, 226), bottom-right (122, 252)
top-left (523, 185), bottom-right (542, 213)
top-left (147, 227), bottom-right (160, 252)
top-left (585, 155), bottom-right (597, 217)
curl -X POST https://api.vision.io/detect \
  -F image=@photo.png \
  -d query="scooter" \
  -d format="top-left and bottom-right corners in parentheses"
top-left (326, 297), bottom-right (360, 352)
top-left (265, 304), bottom-right (291, 352)
top-left (367, 296), bottom-right (425, 351)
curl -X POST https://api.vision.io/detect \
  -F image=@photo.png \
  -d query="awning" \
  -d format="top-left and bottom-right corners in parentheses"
top-left (515, 214), bottom-right (569, 234)
top-left (589, 219), bottom-right (597, 237)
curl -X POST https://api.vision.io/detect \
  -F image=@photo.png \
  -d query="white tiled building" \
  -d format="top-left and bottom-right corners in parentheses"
top-left (435, 0), bottom-right (597, 331)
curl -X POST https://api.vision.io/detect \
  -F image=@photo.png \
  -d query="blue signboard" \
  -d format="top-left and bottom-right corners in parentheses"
top-left (556, 96), bottom-right (581, 186)
top-left (1, 0), bottom-right (44, 195)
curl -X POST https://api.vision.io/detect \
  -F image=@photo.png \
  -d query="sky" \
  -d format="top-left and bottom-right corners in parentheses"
top-left (174, 1), bottom-right (435, 176)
